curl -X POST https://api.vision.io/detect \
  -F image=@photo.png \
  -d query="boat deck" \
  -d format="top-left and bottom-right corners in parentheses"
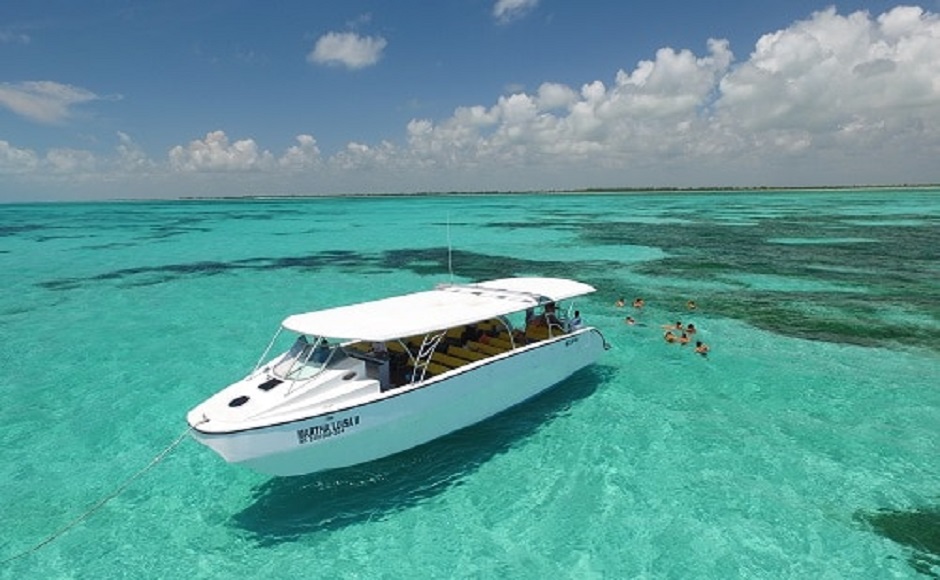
top-left (343, 318), bottom-right (569, 390)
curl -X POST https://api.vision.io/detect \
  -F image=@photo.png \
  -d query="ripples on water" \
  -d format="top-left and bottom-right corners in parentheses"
top-left (0, 190), bottom-right (938, 578)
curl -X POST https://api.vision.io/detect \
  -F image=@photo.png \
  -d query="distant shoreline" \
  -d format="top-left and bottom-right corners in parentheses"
top-left (177, 183), bottom-right (940, 201)
top-left (6, 184), bottom-right (939, 204)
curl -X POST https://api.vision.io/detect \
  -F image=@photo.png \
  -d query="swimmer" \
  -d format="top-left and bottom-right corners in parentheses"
top-left (625, 316), bottom-right (636, 325)
top-left (687, 300), bottom-right (697, 310)
top-left (695, 341), bottom-right (709, 356)
top-left (615, 297), bottom-right (625, 308)
top-left (664, 330), bottom-right (677, 343)
top-left (662, 321), bottom-right (682, 330)
top-left (686, 323), bottom-right (696, 335)
top-left (678, 332), bottom-right (690, 345)
top-left (633, 297), bottom-right (645, 308)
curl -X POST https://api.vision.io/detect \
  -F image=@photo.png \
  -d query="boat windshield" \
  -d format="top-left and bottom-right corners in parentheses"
top-left (271, 335), bottom-right (337, 380)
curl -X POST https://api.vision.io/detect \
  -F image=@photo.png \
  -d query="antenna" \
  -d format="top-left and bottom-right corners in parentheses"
top-left (446, 213), bottom-right (454, 282)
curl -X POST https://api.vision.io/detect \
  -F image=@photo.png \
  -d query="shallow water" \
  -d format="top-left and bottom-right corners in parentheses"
top-left (1, 189), bottom-right (938, 578)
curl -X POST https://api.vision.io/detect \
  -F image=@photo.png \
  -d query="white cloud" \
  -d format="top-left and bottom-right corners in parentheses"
top-left (331, 140), bottom-right (400, 171)
top-left (612, 39), bottom-right (732, 117)
top-left (116, 132), bottom-right (156, 173)
top-left (4, 5), bottom-right (940, 199)
top-left (167, 131), bottom-right (326, 174)
top-left (717, 6), bottom-right (940, 132)
top-left (169, 130), bottom-right (276, 172)
top-left (45, 148), bottom-right (97, 173)
top-left (493, 0), bottom-right (539, 24)
top-left (0, 30), bottom-right (30, 44)
top-left (0, 81), bottom-right (100, 124)
top-left (536, 82), bottom-right (578, 111)
top-left (0, 140), bottom-right (40, 173)
top-left (398, 37), bottom-right (735, 168)
top-left (400, 5), bottom-right (940, 180)
top-left (279, 134), bottom-right (322, 170)
top-left (307, 32), bottom-right (387, 70)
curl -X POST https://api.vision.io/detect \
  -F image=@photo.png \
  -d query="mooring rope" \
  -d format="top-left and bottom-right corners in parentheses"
top-left (1, 420), bottom-right (204, 565)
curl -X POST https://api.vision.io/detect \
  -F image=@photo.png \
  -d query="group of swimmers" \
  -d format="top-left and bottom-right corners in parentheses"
top-left (616, 296), bottom-right (709, 356)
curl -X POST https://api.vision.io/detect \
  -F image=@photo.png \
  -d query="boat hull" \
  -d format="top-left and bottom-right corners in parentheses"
top-left (189, 328), bottom-right (606, 476)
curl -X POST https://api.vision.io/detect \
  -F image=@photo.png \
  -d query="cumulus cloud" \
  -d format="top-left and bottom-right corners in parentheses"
top-left (709, 4), bottom-right (940, 172)
top-left (331, 140), bottom-right (401, 172)
top-left (0, 140), bottom-right (107, 176)
top-left (167, 131), bottom-right (326, 173)
top-left (536, 82), bottom-right (579, 111)
top-left (4, 4), bottom-right (940, 198)
top-left (46, 148), bottom-right (97, 173)
top-left (307, 32), bottom-right (387, 69)
top-left (168, 130), bottom-right (276, 172)
top-left (399, 36), bottom-right (737, 168)
top-left (0, 81), bottom-right (100, 124)
top-left (718, 6), bottom-right (935, 130)
top-left (0, 140), bottom-right (40, 173)
top-left (493, 0), bottom-right (539, 24)
top-left (116, 132), bottom-right (157, 173)
top-left (279, 134), bottom-right (322, 170)
top-left (398, 5), bottom-right (940, 179)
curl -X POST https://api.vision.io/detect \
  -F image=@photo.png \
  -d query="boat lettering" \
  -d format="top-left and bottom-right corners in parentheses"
top-left (565, 337), bottom-right (579, 346)
top-left (296, 415), bottom-right (360, 445)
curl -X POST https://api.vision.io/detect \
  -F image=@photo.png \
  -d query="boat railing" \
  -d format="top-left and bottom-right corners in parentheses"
top-left (253, 327), bottom-right (285, 372)
top-left (395, 339), bottom-right (417, 364)
top-left (494, 316), bottom-right (517, 349)
top-left (411, 331), bottom-right (446, 384)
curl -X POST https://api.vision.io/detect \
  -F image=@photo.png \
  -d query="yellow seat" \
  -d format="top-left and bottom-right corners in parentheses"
top-left (406, 361), bottom-right (449, 379)
top-left (425, 362), bottom-right (450, 376)
top-left (432, 351), bottom-right (469, 368)
top-left (526, 325), bottom-right (550, 341)
top-left (449, 345), bottom-right (487, 361)
top-left (467, 341), bottom-right (506, 355)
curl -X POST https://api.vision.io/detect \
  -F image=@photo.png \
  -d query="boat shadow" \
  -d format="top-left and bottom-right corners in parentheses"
top-left (230, 365), bottom-right (615, 546)
top-left (855, 504), bottom-right (940, 577)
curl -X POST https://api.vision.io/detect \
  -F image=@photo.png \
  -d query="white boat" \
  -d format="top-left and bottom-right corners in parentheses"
top-left (186, 277), bottom-right (609, 476)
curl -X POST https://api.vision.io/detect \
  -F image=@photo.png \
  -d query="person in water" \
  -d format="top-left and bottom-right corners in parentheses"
top-left (695, 341), bottom-right (709, 356)
top-left (615, 297), bottom-right (626, 308)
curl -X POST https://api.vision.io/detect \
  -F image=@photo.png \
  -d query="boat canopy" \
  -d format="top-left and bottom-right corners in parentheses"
top-left (281, 277), bottom-right (595, 342)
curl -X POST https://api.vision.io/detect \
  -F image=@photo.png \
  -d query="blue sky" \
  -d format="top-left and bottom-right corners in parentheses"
top-left (1, 0), bottom-right (939, 200)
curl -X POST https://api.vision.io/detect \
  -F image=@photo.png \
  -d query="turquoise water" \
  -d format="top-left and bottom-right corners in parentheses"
top-left (1, 190), bottom-right (938, 578)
